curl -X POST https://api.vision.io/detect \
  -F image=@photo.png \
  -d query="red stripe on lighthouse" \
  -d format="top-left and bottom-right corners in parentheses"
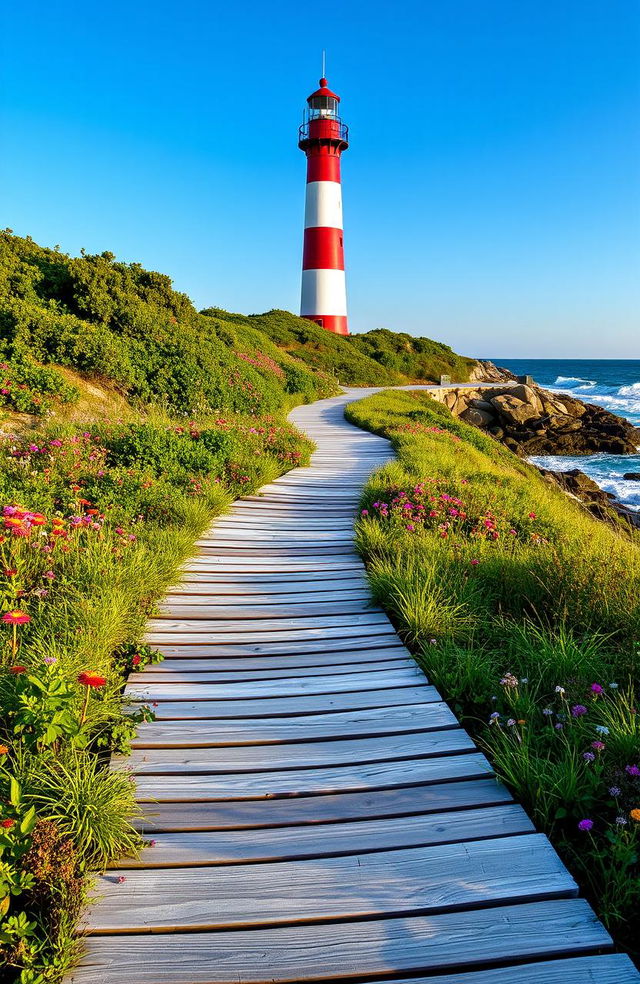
top-left (306, 153), bottom-right (342, 183)
top-left (306, 315), bottom-right (349, 335)
top-left (302, 227), bottom-right (344, 271)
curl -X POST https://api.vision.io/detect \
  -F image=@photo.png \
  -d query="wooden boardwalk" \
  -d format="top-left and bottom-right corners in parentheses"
top-left (70, 391), bottom-right (639, 983)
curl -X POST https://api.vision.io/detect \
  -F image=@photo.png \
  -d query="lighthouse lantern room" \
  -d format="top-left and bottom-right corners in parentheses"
top-left (299, 76), bottom-right (349, 336)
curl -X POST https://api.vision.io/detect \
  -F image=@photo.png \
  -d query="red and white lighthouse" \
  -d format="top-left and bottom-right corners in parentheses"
top-left (299, 76), bottom-right (349, 336)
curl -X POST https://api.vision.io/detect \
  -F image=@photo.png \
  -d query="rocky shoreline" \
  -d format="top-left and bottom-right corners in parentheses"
top-left (436, 365), bottom-right (640, 529)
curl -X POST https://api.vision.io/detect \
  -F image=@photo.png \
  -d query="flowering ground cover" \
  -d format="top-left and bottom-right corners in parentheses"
top-left (0, 414), bottom-right (314, 981)
top-left (347, 388), bottom-right (640, 961)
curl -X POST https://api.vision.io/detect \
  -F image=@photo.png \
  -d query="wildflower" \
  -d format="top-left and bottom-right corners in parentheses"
top-left (406, 524), bottom-right (415, 531)
top-left (577, 818), bottom-right (594, 831)
top-left (616, 816), bottom-right (628, 826)
top-left (43, 656), bottom-right (57, 665)
top-left (583, 752), bottom-right (595, 762)
top-left (590, 683), bottom-right (603, 694)
top-left (149, 839), bottom-right (157, 847)
top-left (595, 725), bottom-right (609, 735)
top-left (521, 678), bottom-right (528, 684)
top-left (132, 654), bottom-right (141, 666)
top-left (489, 712), bottom-right (500, 723)
top-left (509, 528), bottom-right (517, 535)
top-left (571, 705), bottom-right (588, 717)
top-left (555, 722), bottom-right (563, 730)
top-left (528, 512), bottom-right (537, 519)
top-left (0, 745), bottom-right (8, 755)
top-left (609, 682), bottom-right (619, 689)
top-left (2, 610), bottom-right (30, 625)
top-left (360, 509), bottom-right (369, 517)
top-left (3, 569), bottom-right (17, 577)
top-left (500, 673), bottom-right (519, 689)
top-left (78, 672), bottom-right (106, 688)
top-left (625, 765), bottom-right (640, 777)
top-left (43, 571), bottom-right (55, 580)
top-left (507, 718), bottom-right (516, 727)
top-left (609, 786), bottom-right (621, 797)
top-left (542, 708), bottom-right (553, 716)
top-left (591, 741), bottom-right (605, 752)
top-left (429, 638), bottom-right (437, 645)
top-left (9, 665), bottom-right (27, 674)
top-left (555, 686), bottom-right (565, 695)
top-left (630, 809), bottom-right (640, 823)
top-left (470, 559), bottom-right (479, 566)
top-left (0, 818), bottom-right (15, 829)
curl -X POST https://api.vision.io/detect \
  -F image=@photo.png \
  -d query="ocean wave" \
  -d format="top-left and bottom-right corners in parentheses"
top-left (553, 376), bottom-right (597, 387)
top-left (618, 382), bottom-right (640, 397)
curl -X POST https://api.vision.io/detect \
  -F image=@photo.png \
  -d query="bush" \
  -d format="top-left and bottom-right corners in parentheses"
top-left (347, 388), bottom-right (640, 960)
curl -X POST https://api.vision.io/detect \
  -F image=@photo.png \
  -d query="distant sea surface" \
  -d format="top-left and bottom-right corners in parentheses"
top-left (492, 359), bottom-right (640, 512)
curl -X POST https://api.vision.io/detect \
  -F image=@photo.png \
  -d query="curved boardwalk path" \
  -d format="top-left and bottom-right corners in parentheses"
top-left (71, 391), bottom-right (638, 984)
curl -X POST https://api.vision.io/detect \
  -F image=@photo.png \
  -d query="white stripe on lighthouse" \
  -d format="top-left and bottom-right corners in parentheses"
top-left (304, 181), bottom-right (343, 230)
top-left (301, 269), bottom-right (348, 317)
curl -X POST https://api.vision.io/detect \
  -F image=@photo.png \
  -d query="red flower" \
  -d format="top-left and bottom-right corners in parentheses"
top-left (78, 671), bottom-right (107, 688)
top-left (29, 513), bottom-right (46, 526)
top-left (9, 665), bottom-right (27, 674)
top-left (0, 818), bottom-right (15, 829)
top-left (2, 610), bottom-right (31, 625)
top-left (132, 654), bottom-right (141, 666)
top-left (3, 569), bottom-right (17, 577)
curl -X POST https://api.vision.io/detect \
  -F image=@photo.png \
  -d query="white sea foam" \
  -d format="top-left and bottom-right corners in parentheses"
top-left (553, 376), bottom-right (597, 388)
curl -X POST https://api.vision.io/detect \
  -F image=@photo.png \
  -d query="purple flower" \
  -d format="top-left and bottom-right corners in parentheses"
top-left (625, 765), bottom-right (640, 777)
top-left (583, 751), bottom-right (595, 762)
top-left (542, 708), bottom-right (553, 716)
top-left (571, 704), bottom-right (588, 717)
top-left (591, 741), bottom-right (605, 752)
top-left (489, 712), bottom-right (500, 723)
top-left (609, 786), bottom-right (621, 797)
top-left (590, 683), bottom-right (603, 694)
top-left (578, 819), bottom-right (594, 831)
top-left (43, 656), bottom-right (57, 665)
top-left (507, 718), bottom-right (516, 727)
top-left (554, 723), bottom-right (563, 730)
top-left (616, 816), bottom-right (628, 826)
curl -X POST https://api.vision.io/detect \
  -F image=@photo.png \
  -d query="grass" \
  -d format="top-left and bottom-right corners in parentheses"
top-left (0, 406), bottom-right (315, 980)
top-left (346, 388), bottom-right (640, 960)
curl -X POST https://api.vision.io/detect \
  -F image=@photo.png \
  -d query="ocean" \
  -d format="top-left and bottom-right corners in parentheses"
top-left (493, 359), bottom-right (640, 512)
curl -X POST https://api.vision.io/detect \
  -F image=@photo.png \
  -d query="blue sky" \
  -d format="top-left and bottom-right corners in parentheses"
top-left (2, 0), bottom-right (639, 357)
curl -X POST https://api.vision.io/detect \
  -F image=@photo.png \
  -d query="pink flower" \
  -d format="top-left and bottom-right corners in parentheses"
top-left (590, 683), bottom-right (603, 694)
top-left (591, 741), bottom-right (605, 751)
top-left (470, 559), bottom-right (479, 566)
top-left (528, 512), bottom-right (537, 519)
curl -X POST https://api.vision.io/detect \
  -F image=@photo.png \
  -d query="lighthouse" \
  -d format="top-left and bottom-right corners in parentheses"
top-left (299, 76), bottom-right (349, 336)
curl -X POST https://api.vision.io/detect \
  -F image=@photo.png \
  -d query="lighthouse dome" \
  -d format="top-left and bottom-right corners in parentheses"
top-left (307, 77), bottom-right (341, 103)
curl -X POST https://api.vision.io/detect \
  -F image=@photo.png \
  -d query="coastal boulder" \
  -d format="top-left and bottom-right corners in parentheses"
top-left (490, 393), bottom-right (540, 426)
top-left (460, 407), bottom-right (494, 427)
top-left (623, 473), bottom-right (640, 481)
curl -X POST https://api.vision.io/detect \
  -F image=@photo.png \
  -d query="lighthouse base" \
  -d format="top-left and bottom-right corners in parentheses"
top-left (302, 314), bottom-right (349, 336)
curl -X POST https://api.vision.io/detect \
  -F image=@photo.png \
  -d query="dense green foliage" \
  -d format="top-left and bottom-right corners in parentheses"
top-left (0, 232), bottom-right (339, 416)
top-left (0, 414), bottom-right (313, 980)
top-left (349, 328), bottom-right (476, 382)
top-left (347, 389), bottom-right (640, 959)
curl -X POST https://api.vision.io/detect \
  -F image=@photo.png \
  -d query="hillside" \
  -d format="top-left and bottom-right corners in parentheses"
top-left (0, 231), bottom-right (476, 423)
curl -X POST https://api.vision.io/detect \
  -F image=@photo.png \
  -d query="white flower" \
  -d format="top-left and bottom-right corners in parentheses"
top-left (555, 686), bottom-right (565, 695)
top-left (609, 682), bottom-right (619, 690)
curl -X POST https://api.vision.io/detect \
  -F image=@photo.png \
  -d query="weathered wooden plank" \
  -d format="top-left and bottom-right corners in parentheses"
top-left (131, 702), bottom-right (455, 748)
top-left (126, 668), bottom-right (423, 701)
top-left (128, 658), bottom-right (415, 683)
top-left (134, 685), bottom-right (439, 720)
top-left (71, 900), bottom-right (611, 982)
top-left (145, 646), bottom-right (412, 672)
top-left (122, 803), bottom-right (533, 867)
top-left (136, 778), bottom-right (515, 831)
top-left (155, 600), bottom-right (383, 619)
top-left (144, 622), bottom-right (396, 644)
top-left (132, 751), bottom-right (492, 800)
top-left (379, 956), bottom-right (640, 984)
top-left (86, 834), bottom-right (575, 932)
top-left (148, 612), bottom-right (389, 631)
top-left (165, 586), bottom-right (370, 601)
top-left (150, 634), bottom-right (405, 658)
top-left (116, 728), bottom-right (474, 774)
